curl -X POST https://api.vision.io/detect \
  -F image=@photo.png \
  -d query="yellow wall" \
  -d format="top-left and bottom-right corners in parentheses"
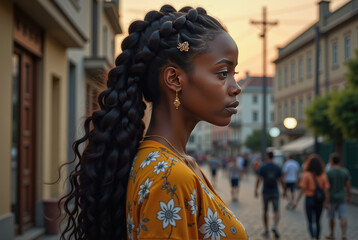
top-left (0, 0), bottom-right (13, 216)
top-left (40, 33), bottom-right (68, 199)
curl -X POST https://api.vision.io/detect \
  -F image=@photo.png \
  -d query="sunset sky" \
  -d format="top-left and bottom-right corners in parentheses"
top-left (116, 0), bottom-right (349, 80)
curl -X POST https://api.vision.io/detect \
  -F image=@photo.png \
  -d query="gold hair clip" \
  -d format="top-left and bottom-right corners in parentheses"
top-left (177, 41), bottom-right (189, 52)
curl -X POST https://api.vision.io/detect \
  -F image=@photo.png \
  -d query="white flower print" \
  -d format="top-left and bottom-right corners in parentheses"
top-left (153, 161), bottom-right (169, 175)
top-left (188, 188), bottom-right (198, 217)
top-left (199, 207), bottom-right (226, 240)
top-left (230, 226), bottom-right (237, 235)
top-left (136, 218), bottom-right (142, 240)
top-left (127, 214), bottom-right (135, 240)
top-left (140, 151), bottom-right (160, 169)
top-left (138, 178), bottom-right (153, 204)
top-left (156, 199), bottom-right (182, 229)
top-left (130, 156), bottom-right (138, 178)
top-left (200, 181), bottom-right (214, 200)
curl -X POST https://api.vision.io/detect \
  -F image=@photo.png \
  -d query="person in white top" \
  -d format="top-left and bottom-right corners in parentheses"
top-left (282, 154), bottom-right (300, 209)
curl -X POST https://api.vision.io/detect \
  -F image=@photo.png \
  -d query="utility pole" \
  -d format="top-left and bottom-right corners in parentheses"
top-left (250, 7), bottom-right (278, 162)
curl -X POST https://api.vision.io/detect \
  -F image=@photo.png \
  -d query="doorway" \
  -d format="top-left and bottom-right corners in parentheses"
top-left (11, 48), bottom-right (38, 234)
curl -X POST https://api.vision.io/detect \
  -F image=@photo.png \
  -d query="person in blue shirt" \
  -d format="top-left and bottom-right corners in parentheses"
top-left (255, 151), bottom-right (286, 239)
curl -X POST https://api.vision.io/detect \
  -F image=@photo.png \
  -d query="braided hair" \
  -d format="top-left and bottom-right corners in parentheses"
top-left (60, 5), bottom-right (226, 240)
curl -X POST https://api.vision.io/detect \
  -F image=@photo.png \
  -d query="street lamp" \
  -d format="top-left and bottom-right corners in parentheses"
top-left (283, 117), bottom-right (297, 130)
top-left (269, 127), bottom-right (280, 138)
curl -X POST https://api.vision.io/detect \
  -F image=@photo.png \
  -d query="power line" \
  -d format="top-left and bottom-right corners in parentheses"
top-left (222, 3), bottom-right (313, 22)
top-left (268, 3), bottom-right (313, 15)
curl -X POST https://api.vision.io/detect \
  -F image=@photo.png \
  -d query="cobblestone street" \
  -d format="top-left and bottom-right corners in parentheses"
top-left (200, 165), bottom-right (358, 240)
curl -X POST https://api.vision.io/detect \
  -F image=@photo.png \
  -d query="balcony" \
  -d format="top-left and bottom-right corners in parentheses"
top-left (104, 0), bottom-right (122, 34)
top-left (84, 57), bottom-right (112, 79)
top-left (212, 140), bottom-right (224, 147)
top-left (228, 140), bottom-right (241, 146)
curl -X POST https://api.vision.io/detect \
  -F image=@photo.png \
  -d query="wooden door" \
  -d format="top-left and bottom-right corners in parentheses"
top-left (17, 50), bottom-right (37, 233)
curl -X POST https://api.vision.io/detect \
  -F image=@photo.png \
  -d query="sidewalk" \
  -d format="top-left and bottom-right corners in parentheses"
top-left (201, 164), bottom-right (358, 240)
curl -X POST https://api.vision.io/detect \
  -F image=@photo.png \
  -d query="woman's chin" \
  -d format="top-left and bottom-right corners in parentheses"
top-left (209, 118), bottom-right (231, 127)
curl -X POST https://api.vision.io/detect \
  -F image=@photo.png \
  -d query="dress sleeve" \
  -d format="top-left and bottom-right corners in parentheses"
top-left (134, 162), bottom-right (201, 240)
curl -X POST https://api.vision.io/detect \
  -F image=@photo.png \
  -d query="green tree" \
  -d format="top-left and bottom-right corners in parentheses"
top-left (328, 89), bottom-right (358, 140)
top-left (244, 129), bottom-right (272, 152)
top-left (327, 50), bottom-right (358, 140)
top-left (305, 92), bottom-right (342, 142)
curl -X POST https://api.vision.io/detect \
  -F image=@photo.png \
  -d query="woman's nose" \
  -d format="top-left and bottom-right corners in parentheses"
top-left (229, 80), bottom-right (242, 96)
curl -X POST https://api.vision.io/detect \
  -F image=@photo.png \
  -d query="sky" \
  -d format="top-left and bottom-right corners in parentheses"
top-left (116, 0), bottom-right (350, 80)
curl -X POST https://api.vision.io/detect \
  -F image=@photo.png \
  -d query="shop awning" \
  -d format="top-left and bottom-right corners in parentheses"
top-left (280, 136), bottom-right (322, 154)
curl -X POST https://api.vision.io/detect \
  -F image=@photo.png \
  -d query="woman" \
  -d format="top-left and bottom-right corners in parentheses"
top-left (293, 154), bottom-right (330, 240)
top-left (227, 157), bottom-right (240, 202)
top-left (60, 5), bottom-right (248, 240)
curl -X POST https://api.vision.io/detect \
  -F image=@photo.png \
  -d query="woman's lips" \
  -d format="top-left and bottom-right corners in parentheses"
top-left (225, 101), bottom-right (239, 114)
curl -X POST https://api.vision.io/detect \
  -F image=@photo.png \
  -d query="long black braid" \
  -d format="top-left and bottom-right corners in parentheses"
top-left (60, 5), bottom-right (226, 240)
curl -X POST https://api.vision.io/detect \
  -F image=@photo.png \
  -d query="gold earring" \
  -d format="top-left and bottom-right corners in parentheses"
top-left (173, 89), bottom-right (181, 109)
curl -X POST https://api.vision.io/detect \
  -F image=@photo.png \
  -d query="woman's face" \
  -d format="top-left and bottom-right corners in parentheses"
top-left (180, 32), bottom-right (241, 126)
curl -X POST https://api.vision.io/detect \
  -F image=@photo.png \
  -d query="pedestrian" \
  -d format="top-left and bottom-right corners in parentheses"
top-left (282, 154), bottom-right (300, 210)
top-left (242, 153), bottom-right (250, 180)
top-left (209, 153), bottom-right (221, 187)
top-left (293, 154), bottom-right (330, 240)
top-left (236, 154), bottom-right (245, 178)
top-left (60, 5), bottom-right (248, 240)
top-left (252, 154), bottom-right (261, 175)
top-left (255, 151), bottom-right (285, 239)
top-left (228, 157), bottom-right (240, 202)
top-left (325, 153), bottom-right (351, 240)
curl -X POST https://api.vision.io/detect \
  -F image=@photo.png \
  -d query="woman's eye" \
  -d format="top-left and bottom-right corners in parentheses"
top-left (217, 71), bottom-right (228, 79)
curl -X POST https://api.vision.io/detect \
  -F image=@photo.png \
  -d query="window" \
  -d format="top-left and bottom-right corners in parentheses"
top-left (252, 95), bottom-right (258, 104)
top-left (103, 26), bottom-right (108, 57)
top-left (252, 111), bottom-right (258, 122)
top-left (291, 100), bottom-right (295, 117)
top-left (332, 41), bottom-right (338, 66)
top-left (277, 69), bottom-right (282, 89)
top-left (278, 104), bottom-right (282, 121)
top-left (307, 95), bottom-right (312, 106)
top-left (345, 36), bottom-right (350, 61)
top-left (307, 55), bottom-right (312, 76)
top-left (298, 59), bottom-right (303, 80)
top-left (284, 102), bottom-right (288, 117)
top-left (284, 66), bottom-right (288, 87)
top-left (299, 98), bottom-right (303, 120)
top-left (291, 62), bottom-right (295, 84)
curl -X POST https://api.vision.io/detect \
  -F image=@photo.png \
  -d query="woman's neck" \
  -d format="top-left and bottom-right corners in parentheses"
top-left (145, 105), bottom-right (197, 155)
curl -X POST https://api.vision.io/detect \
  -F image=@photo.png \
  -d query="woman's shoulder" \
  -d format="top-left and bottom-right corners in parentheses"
top-left (129, 141), bottom-right (198, 188)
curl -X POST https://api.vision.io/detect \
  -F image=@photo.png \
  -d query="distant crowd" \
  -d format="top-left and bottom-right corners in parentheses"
top-left (194, 152), bottom-right (351, 240)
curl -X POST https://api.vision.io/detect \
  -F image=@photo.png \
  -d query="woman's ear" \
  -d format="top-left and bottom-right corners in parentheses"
top-left (162, 65), bottom-right (184, 92)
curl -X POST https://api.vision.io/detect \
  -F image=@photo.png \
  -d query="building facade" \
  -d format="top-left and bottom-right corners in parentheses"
top-left (0, 0), bottom-right (121, 239)
top-left (273, 0), bottom-right (358, 148)
top-left (229, 75), bottom-right (274, 155)
top-left (186, 121), bottom-right (212, 155)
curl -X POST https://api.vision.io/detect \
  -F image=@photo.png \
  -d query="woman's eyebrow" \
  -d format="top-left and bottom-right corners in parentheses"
top-left (215, 59), bottom-right (234, 65)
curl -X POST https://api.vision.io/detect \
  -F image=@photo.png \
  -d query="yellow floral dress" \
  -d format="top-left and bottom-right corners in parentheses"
top-left (126, 140), bottom-right (249, 240)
